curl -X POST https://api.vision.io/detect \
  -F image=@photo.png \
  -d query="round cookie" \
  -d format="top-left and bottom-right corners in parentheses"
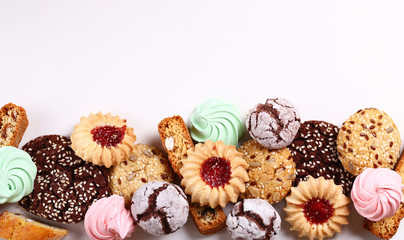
top-left (131, 181), bottom-right (189, 236)
top-left (226, 199), bottom-right (281, 240)
top-left (289, 121), bottom-right (355, 195)
top-left (238, 139), bottom-right (295, 204)
top-left (337, 108), bottom-right (401, 176)
top-left (108, 144), bottom-right (176, 206)
top-left (19, 135), bottom-right (109, 223)
top-left (246, 98), bottom-right (301, 149)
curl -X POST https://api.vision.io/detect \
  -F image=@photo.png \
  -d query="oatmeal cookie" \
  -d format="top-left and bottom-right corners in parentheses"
top-left (238, 139), bottom-right (295, 204)
top-left (337, 108), bottom-right (400, 176)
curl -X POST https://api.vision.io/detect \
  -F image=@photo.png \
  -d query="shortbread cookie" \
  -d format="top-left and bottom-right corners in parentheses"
top-left (290, 121), bottom-right (355, 195)
top-left (158, 115), bottom-right (193, 178)
top-left (131, 181), bottom-right (189, 236)
top-left (246, 98), bottom-right (300, 149)
top-left (0, 211), bottom-right (68, 240)
top-left (158, 116), bottom-right (227, 235)
top-left (108, 144), bottom-right (175, 206)
top-left (363, 151), bottom-right (404, 239)
top-left (180, 140), bottom-right (249, 208)
top-left (284, 176), bottom-right (350, 240)
top-left (71, 112), bottom-right (136, 168)
top-left (238, 139), bottom-right (295, 204)
top-left (337, 108), bottom-right (401, 176)
top-left (226, 199), bottom-right (281, 240)
top-left (0, 103), bottom-right (29, 148)
top-left (19, 135), bottom-right (109, 223)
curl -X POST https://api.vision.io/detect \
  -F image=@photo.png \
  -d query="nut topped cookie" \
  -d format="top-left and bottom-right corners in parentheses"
top-left (337, 108), bottom-right (401, 176)
top-left (108, 144), bottom-right (175, 206)
top-left (238, 139), bottom-right (295, 204)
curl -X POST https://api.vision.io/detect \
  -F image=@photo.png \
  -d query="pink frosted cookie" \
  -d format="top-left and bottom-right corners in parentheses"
top-left (351, 168), bottom-right (404, 221)
top-left (84, 195), bottom-right (135, 240)
top-left (131, 181), bottom-right (189, 236)
top-left (226, 199), bottom-right (281, 240)
top-left (246, 98), bottom-right (300, 149)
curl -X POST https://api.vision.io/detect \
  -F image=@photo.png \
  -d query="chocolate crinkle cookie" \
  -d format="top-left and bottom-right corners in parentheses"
top-left (19, 135), bottom-right (109, 223)
top-left (131, 181), bottom-right (189, 236)
top-left (226, 199), bottom-right (281, 240)
top-left (246, 98), bottom-right (300, 149)
top-left (289, 121), bottom-right (355, 195)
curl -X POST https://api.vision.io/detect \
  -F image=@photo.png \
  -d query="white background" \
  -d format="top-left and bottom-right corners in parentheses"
top-left (1, 1), bottom-right (404, 239)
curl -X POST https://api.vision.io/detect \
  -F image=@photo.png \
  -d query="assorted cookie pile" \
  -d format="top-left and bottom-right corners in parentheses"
top-left (0, 99), bottom-right (403, 240)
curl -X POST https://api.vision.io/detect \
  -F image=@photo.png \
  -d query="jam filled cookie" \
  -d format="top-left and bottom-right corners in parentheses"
top-left (284, 176), bottom-right (350, 240)
top-left (337, 108), bottom-right (401, 176)
top-left (19, 135), bottom-right (109, 223)
top-left (108, 144), bottom-right (175, 207)
top-left (71, 112), bottom-right (136, 168)
top-left (180, 140), bottom-right (249, 208)
top-left (289, 121), bottom-right (355, 195)
top-left (238, 139), bottom-right (295, 204)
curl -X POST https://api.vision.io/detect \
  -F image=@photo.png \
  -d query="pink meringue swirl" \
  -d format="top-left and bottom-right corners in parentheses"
top-left (351, 168), bottom-right (404, 221)
top-left (85, 195), bottom-right (135, 240)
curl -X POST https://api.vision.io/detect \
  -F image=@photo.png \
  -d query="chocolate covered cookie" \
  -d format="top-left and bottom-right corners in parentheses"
top-left (19, 135), bottom-right (109, 223)
top-left (289, 121), bottom-right (355, 195)
top-left (246, 98), bottom-right (300, 149)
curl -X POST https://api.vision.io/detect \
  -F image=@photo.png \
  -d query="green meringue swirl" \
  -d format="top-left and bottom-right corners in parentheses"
top-left (190, 99), bottom-right (245, 146)
top-left (0, 146), bottom-right (37, 204)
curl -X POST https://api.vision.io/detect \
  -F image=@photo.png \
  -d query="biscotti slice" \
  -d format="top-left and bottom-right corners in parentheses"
top-left (0, 211), bottom-right (68, 240)
top-left (0, 103), bottom-right (29, 147)
top-left (158, 115), bottom-right (194, 178)
top-left (158, 116), bottom-right (226, 235)
top-left (189, 202), bottom-right (227, 235)
top-left (363, 151), bottom-right (404, 239)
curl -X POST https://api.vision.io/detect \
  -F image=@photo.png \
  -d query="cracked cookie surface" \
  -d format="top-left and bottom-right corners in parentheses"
top-left (246, 98), bottom-right (300, 149)
top-left (226, 199), bottom-right (281, 240)
top-left (131, 181), bottom-right (189, 236)
top-left (108, 144), bottom-right (175, 206)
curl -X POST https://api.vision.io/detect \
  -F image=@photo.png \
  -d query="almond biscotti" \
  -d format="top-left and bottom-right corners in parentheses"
top-left (0, 211), bottom-right (68, 240)
top-left (0, 103), bottom-right (28, 147)
top-left (158, 115), bottom-right (227, 235)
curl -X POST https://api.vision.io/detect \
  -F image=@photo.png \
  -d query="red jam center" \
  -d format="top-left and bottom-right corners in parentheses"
top-left (91, 125), bottom-right (126, 147)
top-left (303, 198), bottom-right (334, 224)
top-left (200, 157), bottom-right (231, 188)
